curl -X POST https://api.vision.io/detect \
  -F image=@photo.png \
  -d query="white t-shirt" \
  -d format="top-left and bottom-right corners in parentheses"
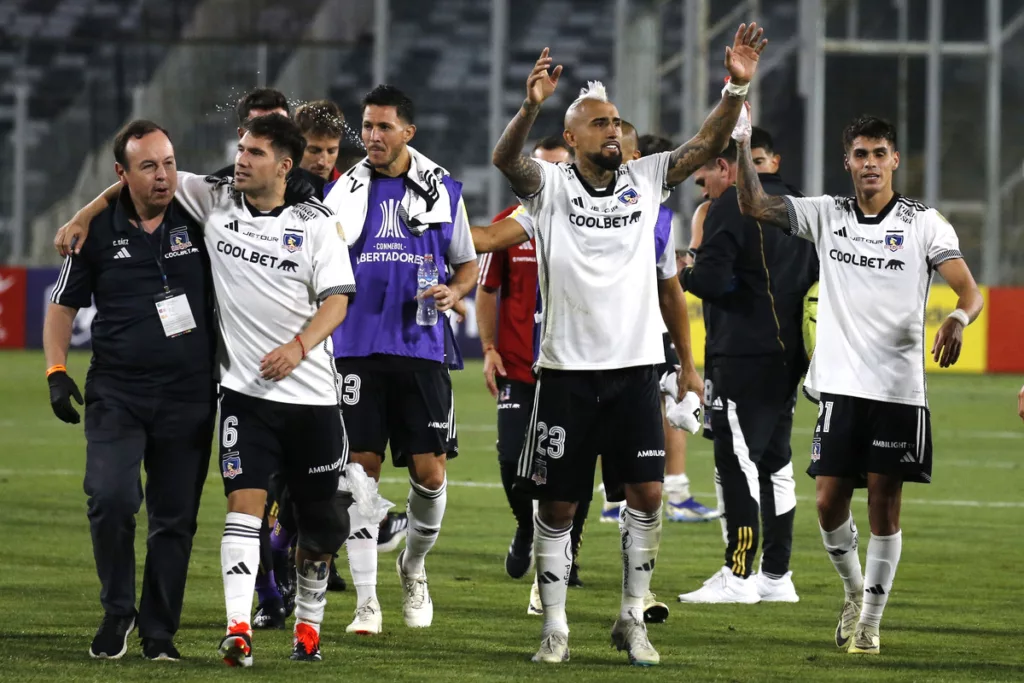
top-left (517, 153), bottom-right (676, 370)
top-left (512, 205), bottom-right (676, 343)
top-left (175, 172), bottom-right (356, 405)
top-left (783, 193), bottom-right (962, 407)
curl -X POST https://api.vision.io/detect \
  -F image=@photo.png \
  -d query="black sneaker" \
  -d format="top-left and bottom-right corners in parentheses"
top-left (568, 562), bottom-right (583, 588)
top-left (89, 610), bottom-right (137, 659)
top-left (504, 525), bottom-right (534, 579)
top-left (253, 596), bottom-right (287, 630)
top-left (378, 511), bottom-right (409, 552)
top-left (327, 555), bottom-right (347, 592)
top-left (141, 638), bottom-right (180, 661)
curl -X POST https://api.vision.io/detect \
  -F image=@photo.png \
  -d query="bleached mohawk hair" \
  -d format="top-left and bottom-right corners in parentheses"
top-left (565, 80), bottom-right (609, 120)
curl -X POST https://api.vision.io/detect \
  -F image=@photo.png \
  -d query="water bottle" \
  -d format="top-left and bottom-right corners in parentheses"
top-left (416, 254), bottom-right (439, 327)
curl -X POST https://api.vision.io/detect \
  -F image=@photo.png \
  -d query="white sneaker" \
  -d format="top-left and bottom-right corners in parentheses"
top-left (527, 576), bottom-right (544, 616)
top-left (642, 591), bottom-right (669, 623)
top-left (346, 597), bottom-right (383, 635)
top-left (754, 571), bottom-right (800, 603)
top-left (531, 631), bottom-right (569, 663)
top-left (396, 550), bottom-right (433, 627)
top-left (610, 608), bottom-right (660, 666)
top-left (677, 567), bottom-right (761, 604)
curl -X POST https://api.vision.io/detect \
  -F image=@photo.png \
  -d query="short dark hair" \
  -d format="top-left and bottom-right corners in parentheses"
top-left (750, 126), bottom-right (775, 154)
top-left (236, 88), bottom-right (290, 126)
top-left (362, 84), bottom-right (415, 124)
top-left (842, 115), bottom-right (898, 152)
top-left (113, 119), bottom-right (171, 168)
top-left (532, 135), bottom-right (572, 156)
top-left (242, 114), bottom-right (306, 165)
top-left (621, 120), bottom-right (639, 149)
top-left (295, 99), bottom-right (345, 140)
top-left (638, 134), bottom-right (674, 157)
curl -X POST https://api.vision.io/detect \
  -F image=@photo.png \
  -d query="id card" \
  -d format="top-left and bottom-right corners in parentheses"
top-left (154, 288), bottom-right (197, 338)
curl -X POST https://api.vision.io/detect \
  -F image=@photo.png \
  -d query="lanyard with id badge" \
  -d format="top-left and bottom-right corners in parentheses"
top-left (143, 224), bottom-right (197, 338)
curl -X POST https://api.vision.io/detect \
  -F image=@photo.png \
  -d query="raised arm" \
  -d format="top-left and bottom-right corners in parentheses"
top-left (666, 23), bottom-right (767, 186)
top-left (492, 48), bottom-right (562, 197)
top-left (735, 137), bottom-right (791, 230)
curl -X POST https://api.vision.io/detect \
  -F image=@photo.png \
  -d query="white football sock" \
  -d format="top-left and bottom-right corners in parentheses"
top-left (664, 473), bottom-right (691, 505)
top-left (294, 559), bottom-right (329, 635)
top-left (859, 531), bottom-right (902, 630)
top-left (345, 501), bottom-right (379, 605)
top-left (820, 514), bottom-right (865, 599)
top-left (620, 507), bottom-right (662, 619)
top-left (402, 477), bottom-right (447, 577)
top-left (534, 515), bottom-right (571, 637)
top-left (221, 512), bottom-right (262, 630)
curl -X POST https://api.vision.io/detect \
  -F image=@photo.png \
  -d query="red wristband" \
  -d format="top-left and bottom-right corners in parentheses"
top-left (295, 335), bottom-right (307, 360)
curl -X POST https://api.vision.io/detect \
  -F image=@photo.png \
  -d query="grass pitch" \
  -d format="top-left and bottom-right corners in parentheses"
top-left (0, 350), bottom-right (1022, 682)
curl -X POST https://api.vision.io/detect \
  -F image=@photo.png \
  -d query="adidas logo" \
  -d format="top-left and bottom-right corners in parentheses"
top-left (226, 562), bottom-right (251, 576)
top-left (865, 584), bottom-right (886, 596)
top-left (900, 451), bottom-right (917, 464)
top-left (113, 247), bottom-right (132, 259)
top-left (712, 397), bottom-right (724, 411)
top-left (348, 528), bottom-right (373, 540)
top-left (537, 571), bottom-right (562, 585)
top-left (827, 548), bottom-right (848, 557)
top-left (634, 559), bottom-right (656, 572)
top-left (834, 227), bottom-right (848, 238)
top-left (571, 197), bottom-right (584, 208)
top-left (225, 220), bottom-right (239, 232)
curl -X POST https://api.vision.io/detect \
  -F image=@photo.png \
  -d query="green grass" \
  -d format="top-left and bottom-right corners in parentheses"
top-left (0, 350), bottom-right (1022, 682)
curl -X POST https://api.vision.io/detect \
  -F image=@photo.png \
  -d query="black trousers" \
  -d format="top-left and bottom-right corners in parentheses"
top-left (708, 356), bottom-right (797, 579)
top-left (83, 377), bottom-right (214, 640)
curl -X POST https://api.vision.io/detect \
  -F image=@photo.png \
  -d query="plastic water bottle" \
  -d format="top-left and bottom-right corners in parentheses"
top-left (416, 254), bottom-right (439, 327)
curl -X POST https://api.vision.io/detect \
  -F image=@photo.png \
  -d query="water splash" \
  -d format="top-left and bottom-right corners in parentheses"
top-left (208, 91), bottom-right (365, 150)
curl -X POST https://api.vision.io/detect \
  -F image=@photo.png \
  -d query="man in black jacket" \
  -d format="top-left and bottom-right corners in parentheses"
top-left (677, 130), bottom-right (818, 604)
top-left (44, 121), bottom-right (216, 661)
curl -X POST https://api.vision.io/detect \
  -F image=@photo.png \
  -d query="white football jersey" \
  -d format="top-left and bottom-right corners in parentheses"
top-left (518, 153), bottom-right (676, 370)
top-left (175, 172), bottom-right (356, 405)
top-left (783, 193), bottom-right (962, 407)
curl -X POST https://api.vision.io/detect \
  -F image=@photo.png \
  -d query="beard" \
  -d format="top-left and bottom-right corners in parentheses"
top-left (586, 148), bottom-right (622, 171)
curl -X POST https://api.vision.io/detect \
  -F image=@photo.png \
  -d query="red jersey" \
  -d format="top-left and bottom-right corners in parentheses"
top-left (479, 205), bottom-right (538, 385)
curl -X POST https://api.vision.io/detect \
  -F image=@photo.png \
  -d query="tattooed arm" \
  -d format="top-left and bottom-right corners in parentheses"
top-left (665, 94), bottom-right (746, 186)
top-left (493, 48), bottom-right (563, 197)
top-left (735, 138), bottom-right (792, 231)
top-left (491, 100), bottom-right (544, 197)
top-left (665, 22), bottom-right (768, 187)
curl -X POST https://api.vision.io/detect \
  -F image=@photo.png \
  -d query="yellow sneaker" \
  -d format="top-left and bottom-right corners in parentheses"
top-left (847, 626), bottom-right (880, 655)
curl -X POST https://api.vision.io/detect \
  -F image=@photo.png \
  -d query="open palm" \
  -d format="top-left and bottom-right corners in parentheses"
top-left (724, 23), bottom-right (767, 85)
top-left (526, 47), bottom-right (563, 105)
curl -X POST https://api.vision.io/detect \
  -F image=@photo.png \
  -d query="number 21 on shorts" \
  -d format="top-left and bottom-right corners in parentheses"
top-left (815, 400), bottom-right (834, 433)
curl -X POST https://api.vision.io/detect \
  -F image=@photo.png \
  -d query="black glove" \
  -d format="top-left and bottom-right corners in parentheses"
top-left (284, 170), bottom-right (317, 204)
top-left (48, 370), bottom-right (84, 424)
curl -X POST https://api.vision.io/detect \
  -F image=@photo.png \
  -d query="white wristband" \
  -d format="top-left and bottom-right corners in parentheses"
top-left (722, 80), bottom-right (749, 98)
top-left (947, 309), bottom-right (970, 327)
